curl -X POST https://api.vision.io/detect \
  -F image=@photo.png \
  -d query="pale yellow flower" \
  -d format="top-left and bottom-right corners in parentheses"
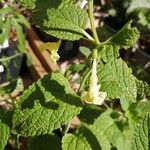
top-left (39, 40), bottom-right (61, 63)
top-left (82, 59), bottom-right (107, 105)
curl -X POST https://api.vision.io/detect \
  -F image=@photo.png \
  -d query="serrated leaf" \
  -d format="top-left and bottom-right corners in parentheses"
top-left (98, 58), bottom-right (137, 103)
top-left (131, 113), bottom-right (150, 150)
top-left (0, 109), bottom-right (10, 150)
top-left (98, 22), bottom-right (139, 62)
top-left (13, 72), bottom-right (82, 136)
top-left (109, 22), bottom-right (139, 48)
top-left (62, 125), bottom-right (111, 150)
top-left (135, 101), bottom-right (150, 116)
top-left (33, 5), bottom-right (88, 40)
top-left (136, 80), bottom-right (150, 100)
top-left (28, 134), bottom-right (61, 150)
top-left (79, 107), bottom-right (120, 149)
top-left (98, 43), bottom-right (120, 63)
top-left (62, 133), bottom-right (91, 150)
top-left (85, 125), bottom-right (111, 150)
top-left (127, 0), bottom-right (150, 13)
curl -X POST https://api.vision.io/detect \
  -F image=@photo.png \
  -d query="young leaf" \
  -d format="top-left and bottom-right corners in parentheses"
top-left (28, 134), bottom-right (61, 150)
top-left (109, 22), bottom-right (139, 48)
top-left (131, 113), bottom-right (150, 150)
top-left (98, 22), bottom-right (139, 62)
top-left (13, 72), bottom-right (82, 136)
top-left (98, 58), bottom-right (137, 103)
top-left (33, 5), bottom-right (88, 41)
top-left (0, 109), bottom-right (10, 150)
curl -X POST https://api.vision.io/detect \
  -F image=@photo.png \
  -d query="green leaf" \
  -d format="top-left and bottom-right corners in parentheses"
top-left (62, 125), bottom-right (111, 150)
top-left (79, 104), bottom-right (104, 124)
top-left (33, 0), bottom-right (74, 10)
top-left (62, 133), bottom-right (91, 150)
top-left (89, 110), bottom-right (123, 147)
top-left (127, 101), bottom-right (150, 130)
top-left (28, 134), bottom-right (61, 150)
top-left (116, 127), bottom-right (132, 150)
top-left (13, 72), bottom-right (82, 136)
top-left (135, 101), bottom-right (150, 116)
top-left (15, 0), bottom-right (35, 9)
top-left (79, 106), bottom-right (119, 149)
top-left (98, 58), bottom-right (137, 103)
top-left (79, 46), bottom-right (91, 58)
top-left (98, 43), bottom-right (120, 63)
top-left (136, 80), bottom-right (150, 100)
top-left (0, 78), bottom-right (23, 95)
top-left (109, 22), bottom-right (139, 48)
top-left (33, 5), bottom-right (88, 40)
top-left (0, 109), bottom-right (10, 150)
top-left (131, 113), bottom-right (150, 150)
top-left (98, 22), bottom-right (139, 62)
top-left (127, 0), bottom-right (150, 13)
top-left (11, 19), bottom-right (26, 53)
top-left (138, 9), bottom-right (150, 29)
top-left (16, 14), bottom-right (30, 28)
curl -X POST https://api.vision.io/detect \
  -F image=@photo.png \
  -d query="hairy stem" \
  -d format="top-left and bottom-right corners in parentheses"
top-left (78, 69), bottom-right (91, 93)
top-left (88, 0), bottom-right (100, 44)
top-left (63, 121), bottom-right (71, 135)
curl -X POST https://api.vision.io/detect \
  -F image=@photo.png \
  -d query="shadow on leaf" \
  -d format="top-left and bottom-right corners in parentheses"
top-left (20, 75), bottom-right (82, 110)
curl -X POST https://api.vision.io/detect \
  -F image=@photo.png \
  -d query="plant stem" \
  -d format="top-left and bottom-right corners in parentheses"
top-left (82, 29), bottom-right (95, 42)
top-left (78, 69), bottom-right (91, 93)
top-left (88, 0), bottom-right (100, 45)
top-left (0, 53), bottom-right (22, 62)
top-left (63, 122), bottom-right (71, 135)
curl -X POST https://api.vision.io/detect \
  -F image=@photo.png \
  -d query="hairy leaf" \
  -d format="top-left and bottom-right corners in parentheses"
top-left (136, 80), bottom-right (150, 100)
top-left (13, 72), bottom-right (82, 136)
top-left (33, 5), bottom-right (88, 40)
top-left (98, 58), bottom-right (137, 103)
top-left (109, 22), bottom-right (139, 48)
top-left (62, 133), bottom-right (91, 150)
top-left (135, 101), bottom-right (150, 116)
top-left (131, 113), bottom-right (150, 150)
top-left (62, 125), bottom-right (111, 150)
top-left (98, 22), bottom-right (139, 62)
top-left (79, 107), bottom-right (121, 149)
top-left (98, 43), bottom-right (120, 63)
top-left (0, 109), bottom-right (10, 150)
top-left (28, 134), bottom-right (61, 150)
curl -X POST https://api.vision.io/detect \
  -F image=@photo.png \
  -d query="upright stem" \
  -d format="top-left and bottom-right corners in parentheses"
top-left (88, 0), bottom-right (100, 45)
top-left (78, 69), bottom-right (91, 93)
